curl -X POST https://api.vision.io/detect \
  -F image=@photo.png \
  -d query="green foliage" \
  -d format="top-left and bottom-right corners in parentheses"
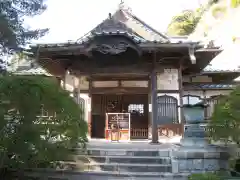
top-left (208, 0), bottom-right (220, 6)
top-left (231, 0), bottom-right (240, 8)
top-left (212, 5), bottom-right (227, 18)
top-left (167, 8), bottom-right (204, 36)
top-left (0, 0), bottom-right (48, 53)
top-left (209, 86), bottom-right (240, 144)
top-left (188, 173), bottom-right (223, 180)
top-left (0, 75), bottom-right (87, 169)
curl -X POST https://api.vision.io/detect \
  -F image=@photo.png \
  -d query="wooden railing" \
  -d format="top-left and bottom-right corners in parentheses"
top-left (159, 124), bottom-right (183, 138)
top-left (131, 128), bottom-right (148, 139)
top-left (130, 124), bottom-right (184, 139)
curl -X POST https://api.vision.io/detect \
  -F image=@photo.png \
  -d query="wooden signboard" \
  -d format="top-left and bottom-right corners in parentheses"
top-left (105, 113), bottom-right (131, 141)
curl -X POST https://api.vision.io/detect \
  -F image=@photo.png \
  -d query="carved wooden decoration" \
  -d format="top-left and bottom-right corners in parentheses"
top-left (157, 69), bottom-right (179, 90)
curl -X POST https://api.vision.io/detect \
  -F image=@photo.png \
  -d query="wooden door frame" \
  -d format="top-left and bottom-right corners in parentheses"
top-left (90, 93), bottom-right (150, 139)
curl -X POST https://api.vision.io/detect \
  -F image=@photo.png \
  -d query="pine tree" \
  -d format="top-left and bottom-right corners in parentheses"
top-left (0, 0), bottom-right (48, 53)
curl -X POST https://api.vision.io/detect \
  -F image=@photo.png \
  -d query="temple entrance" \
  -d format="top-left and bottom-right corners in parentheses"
top-left (91, 94), bottom-right (149, 139)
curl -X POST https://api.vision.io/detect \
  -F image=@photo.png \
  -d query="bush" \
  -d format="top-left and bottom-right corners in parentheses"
top-left (188, 173), bottom-right (223, 180)
top-left (0, 75), bottom-right (88, 169)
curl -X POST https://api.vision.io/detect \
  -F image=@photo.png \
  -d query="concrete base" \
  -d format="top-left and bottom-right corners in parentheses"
top-left (174, 123), bottom-right (230, 174)
top-left (180, 137), bottom-right (209, 147)
top-left (172, 145), bottom-right (229, 173)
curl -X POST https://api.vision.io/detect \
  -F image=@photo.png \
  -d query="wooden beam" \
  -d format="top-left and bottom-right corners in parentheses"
top-left (90, 75), bottom-right (150, 81)
top-left (157, 90), bottom-right (180, 93)
top-left (91, 87), bottom-right (149, 94)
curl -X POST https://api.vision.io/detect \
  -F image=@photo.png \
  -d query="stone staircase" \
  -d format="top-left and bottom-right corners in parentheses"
top-left (71, 141), bottom-right (189, 179)
top-left (20, 140), bottom-right (231, 180)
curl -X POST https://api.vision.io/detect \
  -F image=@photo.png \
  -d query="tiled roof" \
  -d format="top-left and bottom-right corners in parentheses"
top-left (121, 9), bottom-right (169, 42)
top-left (13, 60), bottom-right (51, 76)
top-left (202, 68), bottom-right (240, 73)
top-left (14, 67), bottom-right (51, 76)
top-left (75, 5), bottom-right (170, 44)
top-left (185, 84), bottom-right (236, 89)
top-left (199, 84), bottom-right (235, 89)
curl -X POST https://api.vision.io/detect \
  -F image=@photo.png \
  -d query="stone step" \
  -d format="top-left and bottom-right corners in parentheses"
top-left (75, 155), bottom-right (171, 164)
top-left (83, 163), bottom-right (172, 173)
top-left (22, 169), bottom-right (189, 180)
top-left (81, 171), bottom-right (189, 180)
top-left (74, 148), bottom-right (171, 157)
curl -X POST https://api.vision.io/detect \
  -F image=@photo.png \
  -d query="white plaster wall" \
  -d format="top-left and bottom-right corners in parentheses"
top-left (157, 69), bottom-right (179, 90)
top-left (79, 93), bottom-right (90, 122)
top-left (62, 74), bottom-right (89, 90)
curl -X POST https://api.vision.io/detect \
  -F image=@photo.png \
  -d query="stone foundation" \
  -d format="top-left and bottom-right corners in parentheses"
top-left (172, 146), bottom-right (229, 173)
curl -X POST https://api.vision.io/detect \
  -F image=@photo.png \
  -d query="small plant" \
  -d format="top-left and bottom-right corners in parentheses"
top-left (188, 173), bottom-right (223, 180)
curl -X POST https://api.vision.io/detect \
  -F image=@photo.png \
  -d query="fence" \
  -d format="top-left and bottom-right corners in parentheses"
top-left (131, 124), bottom-right (183, 139)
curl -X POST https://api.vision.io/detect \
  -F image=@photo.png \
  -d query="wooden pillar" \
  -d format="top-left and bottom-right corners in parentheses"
top-left (88, 76), bottom-right (92, 138)
top-left (63, 70), bottom-right (69, 90)
top-left (151, 51), bottom-right (158, 143)
top-left (148, 77), bottom-right (152, 140)
top-left (73, 75), bottom-right (80, 103)
top-left (203, 90), bottom-right (208, 120)
top-left (178, 62), bottom-right (184, 123)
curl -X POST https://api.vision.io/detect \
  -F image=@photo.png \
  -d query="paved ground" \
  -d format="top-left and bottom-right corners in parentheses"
top-left (87, 139), bottom-right (180, 150)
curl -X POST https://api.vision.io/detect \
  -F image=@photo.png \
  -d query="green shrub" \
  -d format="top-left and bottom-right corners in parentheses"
top-left (0, 75), bottom-right (88, 169)
top-left (188, 173), bottom-right (223, 180)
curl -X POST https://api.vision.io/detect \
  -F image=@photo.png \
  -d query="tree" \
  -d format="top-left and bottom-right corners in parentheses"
top-left (9, 52), bottom-right (29, 72)
top-left (0, 0), bottom-right (48, 54)
top-left (208, 86), bottom-right (240, 176)
top-left (0, 76), bottom-right (87, 172)
top-left (167, 8), bottom-right (205, 36)
top-left (209, 86), bottom-right (240, 144)
top-left (231, 0), bottom-right (240, 8)
top-left (166, 0), bottom-right (240, 36)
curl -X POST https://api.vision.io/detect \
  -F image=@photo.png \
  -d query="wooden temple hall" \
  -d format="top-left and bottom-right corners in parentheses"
top-left (29, 4), bottom-right (240, 142)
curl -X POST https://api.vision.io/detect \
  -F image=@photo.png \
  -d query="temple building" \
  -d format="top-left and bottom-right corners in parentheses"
top-left (27, 4), bottom-right (240, 143)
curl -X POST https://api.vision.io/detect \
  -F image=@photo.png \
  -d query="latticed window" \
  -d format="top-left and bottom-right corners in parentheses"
top-left (157, 95), bottom-right (178, 124)
top-left (128, 104), bottom-right (144, 115)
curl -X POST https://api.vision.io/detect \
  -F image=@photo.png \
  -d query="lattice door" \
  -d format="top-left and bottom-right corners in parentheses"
top-left (157, 95), bottom-right (178, 124)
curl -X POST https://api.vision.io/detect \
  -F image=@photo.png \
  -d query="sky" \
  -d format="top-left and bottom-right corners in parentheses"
top-left (25, 0), bottom-right (206, 44)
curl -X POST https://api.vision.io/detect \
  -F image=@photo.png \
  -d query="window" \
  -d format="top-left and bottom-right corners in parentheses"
top-left (128, 104), bottom-right (144, 115)
top-left (182, 95), bottom-right (204, 121)
top-left (183, 95), bottom-right (203, 106)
